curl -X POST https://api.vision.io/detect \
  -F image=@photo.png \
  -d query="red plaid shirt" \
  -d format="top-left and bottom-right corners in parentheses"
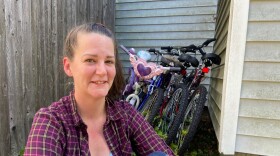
top-left (24, 91), bottom-right (174, 156)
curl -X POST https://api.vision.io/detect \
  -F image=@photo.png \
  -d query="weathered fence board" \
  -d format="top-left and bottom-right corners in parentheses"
top-left (21, 0), bottom-right (33, 154)
top-left (0, 0), bottom-right (11, 155)
top-left (0, 0), bottom-right (115, 155)
top-left (5, 0), bottom-right (24, 155)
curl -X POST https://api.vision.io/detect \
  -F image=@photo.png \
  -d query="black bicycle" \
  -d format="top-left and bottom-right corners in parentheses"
top-left (171, 38), bottom-right (221, 155)
top-left (147, 47), bottom-right (200, 145)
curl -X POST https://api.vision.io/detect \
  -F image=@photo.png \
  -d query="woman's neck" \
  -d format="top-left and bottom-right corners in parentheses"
top-left (74, 90), bottom-right (107, 121)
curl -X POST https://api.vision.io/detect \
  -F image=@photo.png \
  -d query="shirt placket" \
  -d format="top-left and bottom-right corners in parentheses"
top-left (80, 125), bottom-right (90, 156)
top-left (104, 120), bottom-right (124, 156)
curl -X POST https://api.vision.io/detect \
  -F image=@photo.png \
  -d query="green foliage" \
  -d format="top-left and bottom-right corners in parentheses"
top-left (170, 143), bottom-right (178, 154)
top-left (19, 147), bottom-right (25, 156)
top-left (142, 110), bottom-right (148, 116)
top-left (154, 127), bottom-right (167, 140)
top-left (190, 151), bottom-right (198, 156)
top-left (152, 108), bottom-right (219, 156)
top-left (182, 129), bottom-right (188, 136)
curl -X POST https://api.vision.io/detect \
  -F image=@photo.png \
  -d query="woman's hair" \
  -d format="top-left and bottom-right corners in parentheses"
top-left (64, 23), bottom-right (125, 100)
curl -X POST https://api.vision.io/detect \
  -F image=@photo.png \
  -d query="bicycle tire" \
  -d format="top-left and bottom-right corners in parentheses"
top-left (141, 88), bottom-right (164, 124)
top-left (177, 85), bottom-right (207, 156)
top-left (165, 84), bottom-right (189, 145)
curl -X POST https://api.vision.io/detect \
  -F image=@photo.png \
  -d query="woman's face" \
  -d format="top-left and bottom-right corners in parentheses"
top-left (63, 32), bottom-right (116, 99)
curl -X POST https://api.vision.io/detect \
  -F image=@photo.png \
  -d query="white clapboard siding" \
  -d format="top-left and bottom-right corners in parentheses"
top-left (236, 0), bottom-right (280, 155)
top-left (116, 6), bottom-right (217, 18)
top-left (207, 0), bottom-right (230, 144)
top-left (116, 31), bottom-right (215, 40)
top-left (242, 62), bottom-right (280, 82)
top-left (247, 22), bottom-right (280, 41)
top-left (116, 0), bottom-right (217, 10)
top-left (239, 99), bottom-right (280, 120)
top-left (236, 135), bottom-right (280, 156)
top-left (248, 0), bottom-right (280, 21)
top-left (245, 42), bottom-right (280, 62)
top-left (208, 99), bottom-right (220, 140)
top-left (116, 24), bottom-right (215, 33)
top-left (115, 0), bottom-right (218, 85)
top-left (237, 117), bottom-right (280, 139)
top-left (116, 15), bottom-right (216, 25)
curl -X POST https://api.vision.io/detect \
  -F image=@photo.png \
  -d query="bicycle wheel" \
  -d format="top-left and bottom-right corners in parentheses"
top-left (141, 88), bottom-right (164, 124)
top-left (152, 84), bottom-right (189, 145)
top-left (176, 85), bottom-right (207, 156)
top-left (165, 84), bottom-right (189, 145)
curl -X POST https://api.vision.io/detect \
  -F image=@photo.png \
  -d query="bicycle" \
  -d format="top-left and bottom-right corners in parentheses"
top-left (141, 47), bottom-right (188, 121)
top-left (119, 45), bottom-right (181, 111)
top-left (170, 38), bottom-right (221, 155)
top-left (146, 47), bottom-right (200, 145)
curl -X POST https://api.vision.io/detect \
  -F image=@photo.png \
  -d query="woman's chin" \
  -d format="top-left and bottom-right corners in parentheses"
top-left (89, 90), bottom-right (109, 99)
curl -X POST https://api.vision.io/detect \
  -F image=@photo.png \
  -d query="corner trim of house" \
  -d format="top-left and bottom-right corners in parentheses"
top-left (219, 0), bottom-right (249, 154)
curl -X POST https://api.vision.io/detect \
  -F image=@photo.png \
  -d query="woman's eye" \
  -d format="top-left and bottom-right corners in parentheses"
top-left (106, 60), bottom-right (115, 64)
top-left (85, 59), bottom-right (95, 63)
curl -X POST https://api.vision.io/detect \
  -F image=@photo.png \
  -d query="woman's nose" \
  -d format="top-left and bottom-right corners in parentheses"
top-left (96, 62), bottom-right (107, 75)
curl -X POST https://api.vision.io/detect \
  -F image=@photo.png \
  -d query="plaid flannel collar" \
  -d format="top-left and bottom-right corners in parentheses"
top-left (69, 91), bottom-right (122, 127)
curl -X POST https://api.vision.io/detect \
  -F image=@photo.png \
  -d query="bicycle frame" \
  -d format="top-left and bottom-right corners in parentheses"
top-left (137, 75), bottom-right (163, 111)
top-left (123, 67), bottom-right (138, 96)
top-left (186, 63), bottom-right (208, 91)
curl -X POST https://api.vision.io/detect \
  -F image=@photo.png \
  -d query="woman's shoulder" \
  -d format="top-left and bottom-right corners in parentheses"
top-left (112, 100), bottom-right (144, 122)
top-left (113, 100), bottom-right (137, 114)
top-left (35, 95), bottom-right (73, 123)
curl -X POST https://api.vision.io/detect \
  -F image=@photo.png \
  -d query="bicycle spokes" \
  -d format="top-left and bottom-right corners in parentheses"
top-left (143, 91), bottom-right (158, 120)
top-left (154, 88), bottom-right (183, 139)
top-left (176, 92), bottom-right (200, 148)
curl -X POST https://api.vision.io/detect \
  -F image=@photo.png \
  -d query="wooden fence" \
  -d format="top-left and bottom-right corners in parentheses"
top-left (0, 0), bottom-right (115, 155)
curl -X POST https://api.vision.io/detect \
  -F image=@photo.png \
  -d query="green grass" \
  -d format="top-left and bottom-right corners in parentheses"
top-left (153, 107), bottom-right (219, 156)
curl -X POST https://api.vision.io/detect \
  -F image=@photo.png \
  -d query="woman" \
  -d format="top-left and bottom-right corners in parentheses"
top-left (24, 23), bottom-right (174, 156)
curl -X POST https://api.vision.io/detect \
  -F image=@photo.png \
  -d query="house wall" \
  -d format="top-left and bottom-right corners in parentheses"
top-left (208, 0), bottom-right (230, 141)
top-left (115, 0), bottom-right (218, 91)
top-left (235, 0), bottom-right (280, 155)
top-left (201, 0), bottom-right (280, 155)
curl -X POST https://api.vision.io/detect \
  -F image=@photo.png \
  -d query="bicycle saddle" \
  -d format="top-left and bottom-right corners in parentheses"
top-left (161, 55), bottom-right (184, 68)
top-left (178, 54), bottom-right (199, 67)
top-left (201, 53), bottom-right (221, 66)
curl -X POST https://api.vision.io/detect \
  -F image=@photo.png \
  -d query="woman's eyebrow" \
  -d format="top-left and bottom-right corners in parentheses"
top-left (82, 53), bottom-right (115, 58)
top-left (83, 53), bottom-right (96, 56)
top-left (106, 56), bottom-right (115, 59)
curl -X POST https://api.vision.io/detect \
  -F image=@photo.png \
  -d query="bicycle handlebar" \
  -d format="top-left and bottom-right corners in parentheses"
top-left (182, 38), bottom-right (216, 55)
top-left (202, 38), bottom-right (216, 47)
top-left (120, 45), bottom-right (130, 55)
top-left (181, 44), bottom-right (196, 50)
top-left (147, 48), bottom-right (161, 55)
top-left (161, 46), bottom-right (174, 52)
top-left (120, 45), bottom-right (184, 80)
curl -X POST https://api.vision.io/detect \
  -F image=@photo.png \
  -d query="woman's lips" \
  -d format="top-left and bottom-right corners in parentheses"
top-left (91, 81), bottom-right (107, 84)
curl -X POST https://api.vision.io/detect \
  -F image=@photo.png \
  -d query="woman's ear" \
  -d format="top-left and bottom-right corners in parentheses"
top-left (63, 57), bottom-right (73, 77)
